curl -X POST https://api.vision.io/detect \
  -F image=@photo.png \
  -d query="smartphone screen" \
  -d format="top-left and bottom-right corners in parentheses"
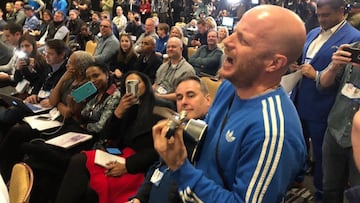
top-left (70, 81), bottom-right (97, 103)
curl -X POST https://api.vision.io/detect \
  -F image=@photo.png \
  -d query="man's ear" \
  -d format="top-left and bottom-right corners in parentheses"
top-left (265, 54), bottom-right (287, 72)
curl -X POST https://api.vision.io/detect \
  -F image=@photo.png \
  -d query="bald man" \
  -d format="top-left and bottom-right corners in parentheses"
top-left (153, 37), bottom-right (195, 101)
top-left (152, 5), bottom-right (307, 202)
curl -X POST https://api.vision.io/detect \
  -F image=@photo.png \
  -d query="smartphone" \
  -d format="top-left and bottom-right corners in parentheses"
top-left (106, 148), bottom-right (122, 155)
top-left (35, 116), bottom-right (51, 121)
top-left (126, 80), bottom-right (139, 98)
top-left (344, 46), bottom-right (360, 64)
top-left (71, 81), bottom-right (97, 103)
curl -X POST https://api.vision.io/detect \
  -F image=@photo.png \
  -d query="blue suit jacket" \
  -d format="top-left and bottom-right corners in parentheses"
top-left (292, 22), bottom-right (360, 122)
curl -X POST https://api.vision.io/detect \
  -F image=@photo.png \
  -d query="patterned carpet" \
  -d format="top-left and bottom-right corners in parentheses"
top-left (285, 187), bottom-right (315, 203)
top-left (285, 174), bottom-right (316, 203)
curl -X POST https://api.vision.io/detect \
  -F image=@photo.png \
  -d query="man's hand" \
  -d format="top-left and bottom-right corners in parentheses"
top-left (300, 64), bottom-right (317, 80)
top-left (40, 99), bottom-right (52, 108)
top-left (331, 44), bottom-right (360, 71)
top-left (152, 120), bottom-right (188, 171)
top-left (25, 94), bottom-right (38, 104)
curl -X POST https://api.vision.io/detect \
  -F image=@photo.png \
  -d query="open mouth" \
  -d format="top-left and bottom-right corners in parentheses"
top-left (226, 56), bottom-right (234, 64)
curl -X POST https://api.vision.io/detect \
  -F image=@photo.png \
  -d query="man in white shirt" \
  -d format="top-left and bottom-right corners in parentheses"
top-left (112, 6), bottom-right (127, 33)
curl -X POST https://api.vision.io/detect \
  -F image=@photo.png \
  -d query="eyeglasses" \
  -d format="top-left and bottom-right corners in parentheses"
top-left (100, 25), bottom-right (110, 28)
top-left (101, 15), bottom-right (108, 18)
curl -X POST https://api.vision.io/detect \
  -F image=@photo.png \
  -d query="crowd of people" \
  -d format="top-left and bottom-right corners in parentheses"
top-left (0, 0), bottom-right (360, 203)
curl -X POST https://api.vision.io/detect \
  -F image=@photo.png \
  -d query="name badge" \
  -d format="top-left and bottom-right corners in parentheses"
top-left (150, 168), bottom-right (164, 186)
top-left (156, 85), bottom-right (168, 95)
top-left (304, 58), bottom-right (312, 64)
top-left (38, 90), bottom-right (50, 99)
top-left (341, 82), bottom-right (360, 102)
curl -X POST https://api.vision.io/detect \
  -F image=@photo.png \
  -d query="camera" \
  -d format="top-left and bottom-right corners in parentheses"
top-left (344, 42), bottom-right (360, 64)
top-left (16, 50), bottom-right (30, 65)
top-left (153, 107), bottom-right (208, 140)
top-left (134, 16), bottom-right (140, 22)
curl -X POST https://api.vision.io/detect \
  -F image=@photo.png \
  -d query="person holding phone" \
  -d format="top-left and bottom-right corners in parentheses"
top-left (317, 43), bottom-right (360, 202)
top-left (0, 61), bottom-right (120, 203)
top-left (13, 33), bottom-right (49, 96)
top-left (0, 51), bottom-right (93, 180)
top-left (55, 71), bottom-right (174, 203)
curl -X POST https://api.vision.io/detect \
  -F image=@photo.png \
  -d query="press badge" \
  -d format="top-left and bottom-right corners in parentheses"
top-left (38, 90), bottom-right (50, 99)
top-left (156, 85), bottom-right (168, 95)
top-left (150, 168), bottom-right (164, 186)
top-left (341, 83), bottom-right (360, 102)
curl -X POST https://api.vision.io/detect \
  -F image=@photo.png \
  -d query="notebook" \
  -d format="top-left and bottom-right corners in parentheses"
top-left (0, 86), bottom-right (17, 96)
top-left (45, 132), bottom-right (93, 149)
top-left (94, 150), bottom-right (125, 168)
top-left (23, 113), bottom-right (63, 131)
top-left (0, 93), bottom-right (51, 113)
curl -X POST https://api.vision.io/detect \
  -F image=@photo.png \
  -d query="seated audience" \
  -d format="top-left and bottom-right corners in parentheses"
top-left (67, 9), bottom-right (85, 41)
top-left (37, 10), bottom-right (69, 49)
top-left (0, 23), bottom-right (23, 86)
top-left (0, 50), bottom-right (93, 181)
top-left (5, 2), bottom-right (16, 23)
top-left (0, 41), bottom-right (12, 66)
top-left (133, 35), bottom-right (162, 84)
top-left (28, 9), bottom-right (52, 41)
top-left (112, 5), bottom-right (127, 33)
top-left (153, 37), bottom-right (195, 101)
top-left (22, 5), bottom-right (40, 32)
top-left (133, 75), bottom-right (211, 203)
top-left (217, 26), bottom-right (229, 51)
top-left (88, 11), bottom-right (101, 36)
top-left (205, 16), bottom-right (217, 31)
top-left (14, 1), bottom-right (26, 26)
top-left (189, 30), bottom-right (223, 76)
top-left (190, 19), bottom-right (208, 47)
top-left (134, 17), bottom-right (158, 53)
top-left (70, 24), bottom-right (94, 51)
top-left (55, 71), bottom-right (173, 203)
top-left (0, 9), bottom-right (7, 31)
top-left (125, 11), bottom-right (144, 40)
top-left (0, 39), bottom-right (67, 128)
top-left (100, 10), bottom-right (120, 39)
top-left (169, 26), bottom-right (189, 61)
top-left (155, 23), bottom-right (169, 56)
top-left (111, 32), bottom-right (138, 80)
top-left (93, 19), bottom-right (119, 66)
top-left (12, 33), bottom-right (50, 96)
top-left (71, 0), bottom-right (92, 22)
top-left (0, 59), bottom-right (119, 202)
